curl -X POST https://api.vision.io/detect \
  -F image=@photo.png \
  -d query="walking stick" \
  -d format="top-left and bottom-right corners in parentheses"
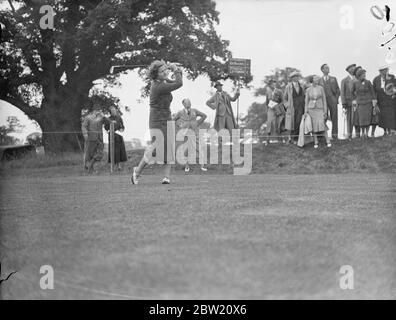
top-left (110, 122), bottom-right (115, 174)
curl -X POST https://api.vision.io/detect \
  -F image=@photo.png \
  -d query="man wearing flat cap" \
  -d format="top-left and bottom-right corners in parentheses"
top-left (341, 64), bottom-right (356, 139)
top-left (206, 81), bottom-right (240, 132)
top-left (319, 64), bottom-right (340, 140)
top-left (372, 65), bottom-right (396, 135)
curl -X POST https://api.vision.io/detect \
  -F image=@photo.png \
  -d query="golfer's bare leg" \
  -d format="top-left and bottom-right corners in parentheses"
top-left (163, 163), bottom-right (171, 178)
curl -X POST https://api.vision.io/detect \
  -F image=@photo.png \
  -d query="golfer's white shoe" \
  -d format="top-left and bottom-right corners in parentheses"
top-left (131, 167), bottom-right (139, 185)
top-left (184, 165), bottom-right (190, 173)
top-left (327, 143), bottom-right (332, 148)
top-left (200, 165), bottom-right (207, 172)
top-left (162, 177), bottom-right (170, 184)
top-left (314, 144), bottom-right (319, 149)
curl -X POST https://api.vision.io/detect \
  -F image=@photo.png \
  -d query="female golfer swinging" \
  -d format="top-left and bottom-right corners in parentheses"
top-left (131, 60), bottom-right (183, 185)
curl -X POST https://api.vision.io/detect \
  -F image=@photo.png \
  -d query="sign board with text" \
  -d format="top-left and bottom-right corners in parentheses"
top-left (229, 58), bottom-right (251, 77)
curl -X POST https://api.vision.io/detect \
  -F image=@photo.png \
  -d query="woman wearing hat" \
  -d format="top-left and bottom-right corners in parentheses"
top-left (283, 71), bottom-right (305, 144)
top-left (351, 69), bottom-right (377, 139)
top-left (131, 60), bottom-right (183, 185)
top-left (373, 65), bottom-right (396, 135)
top-left (264, 80), bottom-right (285, 145)
top-left (304, 75), bottom-right (331, 148)
top-left (350, 66), bottom-right (364, 137)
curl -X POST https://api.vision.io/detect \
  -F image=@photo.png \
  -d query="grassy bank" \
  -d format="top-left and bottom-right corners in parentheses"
top-left (1, 135), bottom-right (395, 177)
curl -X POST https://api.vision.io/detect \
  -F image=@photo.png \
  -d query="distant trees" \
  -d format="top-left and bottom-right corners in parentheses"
top-left (130, 138), bottom-right (143, 150)
top-left (0, 116), bottom-right (24, 145)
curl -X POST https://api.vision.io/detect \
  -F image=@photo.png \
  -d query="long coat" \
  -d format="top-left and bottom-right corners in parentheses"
top-left (265, 87), bottom-right (284, 134)
top-left (372, 74), bottom-right (396, 129)
top-left (351, 79), bottom-right (376, 126)
top-left (283, 82), bottom-right (305, 131)
top-left (206, 91), bottom-right (239, 131)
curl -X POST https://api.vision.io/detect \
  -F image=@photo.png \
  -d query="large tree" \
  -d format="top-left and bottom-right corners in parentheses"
top-left (0, 0), bottom-right (232, 153)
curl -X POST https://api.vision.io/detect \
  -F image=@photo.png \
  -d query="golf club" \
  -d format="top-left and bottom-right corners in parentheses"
top-left (109, 62), bottom-right (182, 74)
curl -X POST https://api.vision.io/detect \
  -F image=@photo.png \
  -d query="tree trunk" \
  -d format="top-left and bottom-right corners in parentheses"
top-left (41, 120), bottom-right (83, 154)
top-left (38, 94), bottom-right (86, 154)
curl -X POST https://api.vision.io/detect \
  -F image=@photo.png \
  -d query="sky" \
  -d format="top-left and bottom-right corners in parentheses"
top-left (1, 0), bottom-right (395, 143)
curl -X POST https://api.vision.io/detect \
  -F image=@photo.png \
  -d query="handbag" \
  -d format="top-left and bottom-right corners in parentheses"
top-left (372, 105), bottom-right (380, 116)
top-left (274, 103), bottom-right (286, 116)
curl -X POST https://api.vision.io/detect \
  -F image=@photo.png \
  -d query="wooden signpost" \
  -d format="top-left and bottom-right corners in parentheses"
top-left (229, 58), bottom-right (251, 78)
top-left (229, 58), bottom-right (251, 126)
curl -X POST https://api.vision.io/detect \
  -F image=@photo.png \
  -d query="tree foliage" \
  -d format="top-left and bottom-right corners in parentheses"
top-left (0, 0), bottom-right (233, 152)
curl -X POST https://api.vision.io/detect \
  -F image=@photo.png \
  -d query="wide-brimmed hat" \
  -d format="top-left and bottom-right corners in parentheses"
top-left (289, 71), bottom-right (300, 78)
top-left (352, 66), bottom-right (362, 76)
top-left (356, 69), bottom-right (366, 78)
top-left (378, 64), bottom-right (389, 71)
top-left (213, 81), bottom-right (223, 88)
top-left (345, 64), bottom-right (356, 72)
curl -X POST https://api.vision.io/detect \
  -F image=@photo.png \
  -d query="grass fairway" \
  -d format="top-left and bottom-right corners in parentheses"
top-left (1, 173), bottom-right (395, 299)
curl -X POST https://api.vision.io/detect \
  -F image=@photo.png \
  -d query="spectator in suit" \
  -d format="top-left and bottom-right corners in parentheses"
top-left (283, 71), bottom-right (305, 144)
top-left (372, 65), bottom-right (396, 135)
top-left (341, 64), bottom-right (356, 140)
top-left (206, 81), bottom-right (240, 133)
top-left (319, 64), bottom-right (340, 141)
top-left (174, 98), bottom-right (208, 173)
top-left (351, 69), bottom-right (377, 139)
top-left (82, 105), bottom-right (111, 173)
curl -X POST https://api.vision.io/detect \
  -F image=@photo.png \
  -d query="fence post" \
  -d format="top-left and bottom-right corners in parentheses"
top-left (110, 122), bottom-right (115, 173)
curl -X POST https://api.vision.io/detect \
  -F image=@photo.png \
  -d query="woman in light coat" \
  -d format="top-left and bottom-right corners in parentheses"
top-left (305, 75), bottom-right (331, 148)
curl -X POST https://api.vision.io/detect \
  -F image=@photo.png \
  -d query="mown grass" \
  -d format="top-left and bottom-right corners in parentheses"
top-left (1, 135), bottom-right (395, 177)
top-left (251, 135), bottom-right (396, 174)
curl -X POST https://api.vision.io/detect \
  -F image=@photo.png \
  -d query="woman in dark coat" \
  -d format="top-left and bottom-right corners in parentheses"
top-left (373, 66), bottom-right (396, 135)
top-left (283, 71), bottom-right (305, 144)
top-left (351, 69), bottom-right (377, 139)
top-left (105, 107), bottom-right (127, 170)
top-left (131, 60), bottom-right (183, 185)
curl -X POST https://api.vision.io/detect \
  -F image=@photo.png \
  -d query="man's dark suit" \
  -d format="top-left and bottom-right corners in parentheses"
top-left (340, 75), bottom-right (355, 138)
top-left (319, 76), bottom-right (340, 139)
